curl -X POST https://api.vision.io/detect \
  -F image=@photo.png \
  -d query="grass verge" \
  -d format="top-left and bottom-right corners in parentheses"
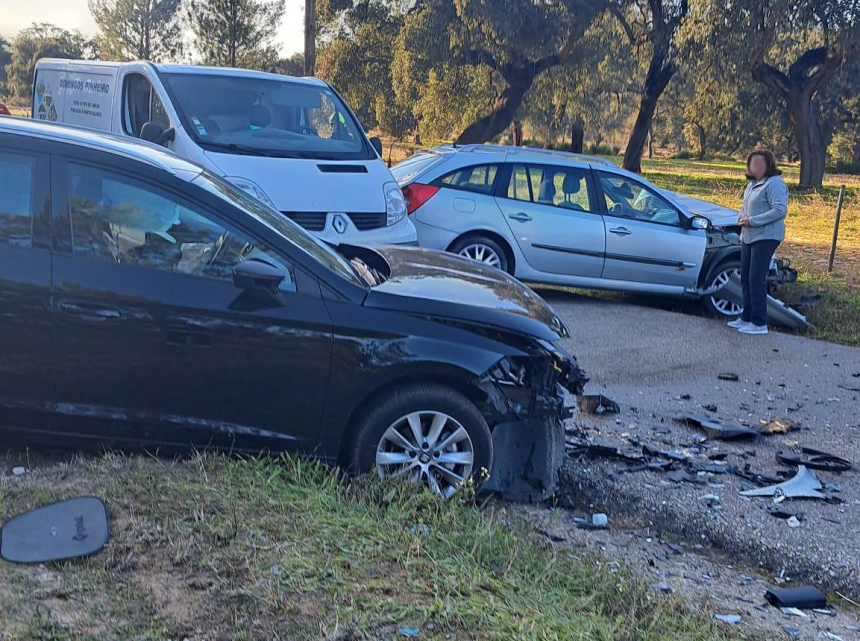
top-left (0, 452), bottom-right (747, 641)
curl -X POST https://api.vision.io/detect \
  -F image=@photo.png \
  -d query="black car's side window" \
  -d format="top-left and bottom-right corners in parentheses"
top-left (0, 151), bottom-right (38, 248)
top-left (434, 164), bottom-right (499, 194)
top-left (65, 163), bottom-right (296, 290)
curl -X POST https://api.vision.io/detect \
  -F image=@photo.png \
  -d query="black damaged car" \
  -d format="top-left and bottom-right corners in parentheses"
top-left (0, 118), bottom-right (586, 499)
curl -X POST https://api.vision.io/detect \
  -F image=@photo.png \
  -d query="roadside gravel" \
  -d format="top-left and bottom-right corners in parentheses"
top-left (546, 290), bottom-right (860, 602)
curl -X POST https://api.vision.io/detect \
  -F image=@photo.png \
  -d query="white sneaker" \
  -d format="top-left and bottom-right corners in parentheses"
top-left (738, 324), bottom-right (768, 335)
top-left (727, 319), bottom-right (749, 329)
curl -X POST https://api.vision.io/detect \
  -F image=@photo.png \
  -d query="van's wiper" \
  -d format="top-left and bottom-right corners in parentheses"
top-left (200, 142), bottom-right (301, 158)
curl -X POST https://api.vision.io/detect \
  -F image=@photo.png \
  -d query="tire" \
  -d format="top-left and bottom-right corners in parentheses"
top-left (449, 235), bottom-right (511, 274)
top-left (349, 383), bottom-right (493, 498)
top-left (701, 259), bottom-right (743, 318)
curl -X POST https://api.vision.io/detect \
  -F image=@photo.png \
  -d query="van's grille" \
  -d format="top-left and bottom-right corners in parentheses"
top-left (280, 212), bottom-right (388, 232)
top-left (347, 212), bottom-right (387, 230)
top-left (283, 212), bottom-right (326, 231)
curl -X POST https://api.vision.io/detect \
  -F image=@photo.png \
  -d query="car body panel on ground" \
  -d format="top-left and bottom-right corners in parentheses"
top-left (0, 118), bottom-right (585, 499)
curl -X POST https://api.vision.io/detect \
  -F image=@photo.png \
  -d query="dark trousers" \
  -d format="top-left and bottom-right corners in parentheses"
top-left (740, 239), bottom-right (780, 326)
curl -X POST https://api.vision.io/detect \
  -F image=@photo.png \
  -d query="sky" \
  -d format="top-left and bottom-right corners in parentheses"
top-left (0, 0), bottom-right (306, 56)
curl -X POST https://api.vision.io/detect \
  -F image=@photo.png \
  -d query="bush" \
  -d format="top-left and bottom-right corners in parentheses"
top-left (586, 143), bottom-right (615, 156)
top-left (672, 150), bottom-right (695, 160)
top-left (829, 160), bottom-right (860, 175)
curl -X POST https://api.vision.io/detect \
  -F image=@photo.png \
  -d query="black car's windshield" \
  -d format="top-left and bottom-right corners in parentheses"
top-left (191, 171), bottom-right (365, 286)
top-left (161, 72), bottom-right (372, 161)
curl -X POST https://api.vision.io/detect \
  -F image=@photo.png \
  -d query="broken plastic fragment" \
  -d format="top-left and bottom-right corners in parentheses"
top-left (780, 607), bottom-right (808, 618)
top-left (758, 417), bottom-right (799, 435)
top-left (680, 413), bottom-right (759, 441)
top-left (577, 394), bottom-right (620, 415)
top-left (776, 448), bottom-right (852, 473)
top-left (740, 466), bottom-right (826, 500)
top-left (765, 585), bottom-right (827, 609)
top-left (715, 614), bottom-right (741, 625)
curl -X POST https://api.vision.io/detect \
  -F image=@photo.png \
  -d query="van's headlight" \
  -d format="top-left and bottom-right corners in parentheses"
top-left (225, 176), bottom-right (276, 209)
top-left (384, 182), bottom-right (407, 226)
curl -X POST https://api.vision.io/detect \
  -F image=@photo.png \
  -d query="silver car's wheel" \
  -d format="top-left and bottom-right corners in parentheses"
top-left (375, 410), bottom-right (475, 498)
top-left (457, 243), bottom-right (502, 269)
top-left (709, 267), bottom-right (743, 317)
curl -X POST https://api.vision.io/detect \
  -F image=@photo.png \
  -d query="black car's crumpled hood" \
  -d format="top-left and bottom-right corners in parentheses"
top-left (362, 246), bottom-right (569, 341)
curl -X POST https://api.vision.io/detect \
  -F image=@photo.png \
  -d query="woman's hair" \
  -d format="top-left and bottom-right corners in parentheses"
top-left (746, 149), bottom-right (782, 180)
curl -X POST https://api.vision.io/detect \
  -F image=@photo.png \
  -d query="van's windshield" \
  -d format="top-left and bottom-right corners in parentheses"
top-left (161, 73), bottom-right (373, 161)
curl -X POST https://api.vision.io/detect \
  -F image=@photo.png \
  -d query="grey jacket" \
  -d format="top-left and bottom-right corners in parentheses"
top-left (740, 175), bottom-right (788, 244)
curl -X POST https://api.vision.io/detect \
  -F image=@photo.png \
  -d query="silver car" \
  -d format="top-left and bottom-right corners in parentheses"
top-left (392, 144), bottom-right (795, 318)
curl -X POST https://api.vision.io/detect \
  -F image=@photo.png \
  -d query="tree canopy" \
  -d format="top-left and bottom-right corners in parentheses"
top-left (89, 0), bottom-right (184, 61)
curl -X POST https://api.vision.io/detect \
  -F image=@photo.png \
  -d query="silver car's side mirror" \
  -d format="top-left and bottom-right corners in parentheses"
top-left (690, 216), bottom-right (711, 230)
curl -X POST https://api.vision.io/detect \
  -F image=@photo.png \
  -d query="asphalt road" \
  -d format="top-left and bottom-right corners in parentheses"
top-left (543, 289), bottom-right (860, 601)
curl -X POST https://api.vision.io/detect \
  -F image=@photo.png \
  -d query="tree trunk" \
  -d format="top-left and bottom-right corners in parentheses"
top-left (623, 58), bottom-right (675, 173)
top-left (570, 116), bottom-right (584, 153)
top-left (696, 123), bottom-right (706, 160)
top-left (511, 120), bottom-right (523, 146)
top-left (751, 47), bottom-right (843, 188)
top-left (304, 0), bottom-right (316, 76)
top-left (455, 73), bottom-right (534, 145)
top-left (852, 121), bottom-right (860, 169)
top-left (786, 90), bottom-right (825, 188)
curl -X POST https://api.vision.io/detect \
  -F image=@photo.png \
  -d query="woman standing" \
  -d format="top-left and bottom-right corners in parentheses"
top-left (727, 149), bottom-right (789, 335)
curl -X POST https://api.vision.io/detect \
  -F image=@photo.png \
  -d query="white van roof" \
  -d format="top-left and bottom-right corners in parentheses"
top-left (37, 58), bottom-right (326, 86)
top-left (0, 116), bottom-right (203, 177)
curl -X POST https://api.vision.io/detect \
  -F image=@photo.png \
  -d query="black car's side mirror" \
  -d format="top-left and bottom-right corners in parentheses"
top-left (233, 259), bottom-right (285, 295)
top-left (140, 122), bottom-right (176, 147)
top-left (369, 136), bottom-right (383, 157)
top-left (689, 215), bottom-right (711, 231)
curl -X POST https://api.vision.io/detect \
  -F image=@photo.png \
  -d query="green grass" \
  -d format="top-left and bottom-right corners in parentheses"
top-left (0, 453), bottom-right (748, 641)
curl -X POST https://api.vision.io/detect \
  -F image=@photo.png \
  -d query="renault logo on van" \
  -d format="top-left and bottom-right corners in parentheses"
top-left (332, 214), bottom-right (348, 234)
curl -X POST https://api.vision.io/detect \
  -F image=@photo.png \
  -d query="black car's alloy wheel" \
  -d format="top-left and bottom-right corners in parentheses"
top-left (350, 384), bottom-right (493, 497)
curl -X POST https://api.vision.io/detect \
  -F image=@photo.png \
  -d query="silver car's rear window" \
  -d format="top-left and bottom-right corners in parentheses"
top-left (390, 152), bottom-right (446, 186)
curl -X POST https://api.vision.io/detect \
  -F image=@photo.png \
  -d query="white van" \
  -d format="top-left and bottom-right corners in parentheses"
top-left (32, 59), bottom-right (417, 246)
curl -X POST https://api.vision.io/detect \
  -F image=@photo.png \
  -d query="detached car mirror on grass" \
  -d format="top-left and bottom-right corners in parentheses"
top-left (0, 118), bottom-right (587, 501)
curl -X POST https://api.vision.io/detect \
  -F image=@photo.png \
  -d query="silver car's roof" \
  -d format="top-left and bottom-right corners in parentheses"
top-left (0, 117), bottom-right (202, 177)
top-left (427, 143), bottom-right (617, 167)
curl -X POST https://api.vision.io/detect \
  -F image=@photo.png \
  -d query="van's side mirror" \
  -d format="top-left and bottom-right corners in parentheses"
top-left (369, 136), bottom-right (383, 157)
top-left (140, 122), bottom-right (175, 146)
top-left (233, 259), bottom-right (285, 295)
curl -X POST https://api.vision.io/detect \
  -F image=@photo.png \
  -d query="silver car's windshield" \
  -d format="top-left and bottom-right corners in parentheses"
top-left (162, 73), bottom-right (372, 161)
top-left (191, 171), bottom-right (364, 286)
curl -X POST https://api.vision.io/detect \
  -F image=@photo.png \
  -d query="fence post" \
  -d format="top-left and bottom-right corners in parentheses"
top-left (828, 185), bottom-right (846, 273)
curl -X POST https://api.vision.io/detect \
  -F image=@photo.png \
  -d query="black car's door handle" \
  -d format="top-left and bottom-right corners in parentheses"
top-left (608, 227), bottom-right (632, 236)
top-left (508, 212), bottom-right (533, 222)
top-left (58, 302), bottom-right (122, 321)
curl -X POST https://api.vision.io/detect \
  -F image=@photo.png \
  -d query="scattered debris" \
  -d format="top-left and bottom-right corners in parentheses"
top-left (715, 613), bottom-right (742, 625)
top-left (765, 586), bottom-right (828, 610)
top-left (701, 403), bottom-right (718, 412)
top-left (819, 632), bottom-right (843, 641)
top-left (1, 497), bottom-right (110, 563)
top-left (11, 466), bottom-right (25, 477)
top-left (568, 442), bottom-right (643, 463)
top-left (591, 513), bottom-right (608, 528)
top-left (776, 448), bottom-right (852, 473)
top-left (784, 627), bottom-right (801, 637)
top-left (758, 418), bottom-right (800, 435)
top-left (786, 516), bottom-right (801, 528)
top-left (780, 607), bottom-right (809, 618)
top-left (651, 581), bottom-right (670, 592)
top-left (739, 466), bottom-right (826, 500)
top-left (667, 469), bottom-right (702, 484)
top-left (680, 413), bottom-right (759, 441)
top-left (718, 372), bottom-right (739, 382)
top-left (767, 509), bottom-right (804, 522)
top-left (398, 628), bottom-right (420, 637)
top-left (578, 394), bottom-right (620, 415)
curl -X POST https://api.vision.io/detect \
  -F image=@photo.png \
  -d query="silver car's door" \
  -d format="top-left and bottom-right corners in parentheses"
top-left (595, 170), bottom-right (706, 288)
top-left (495, 163), bottom-right (605, 277)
